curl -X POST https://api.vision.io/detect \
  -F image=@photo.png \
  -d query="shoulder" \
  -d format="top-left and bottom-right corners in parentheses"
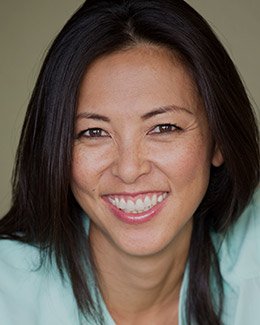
top-left (0, 238), bottom-right (40, 272)
top-left (0, 239), bottom-right (80, 325)
top-left (217, 188), bottom-right (260, 279)
top-left (215, 188), bottom-right (260, 324)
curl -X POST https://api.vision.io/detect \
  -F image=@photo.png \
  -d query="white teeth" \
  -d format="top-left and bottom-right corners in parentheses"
top-left (126, 199), bottom-right (135, 212)
top-left (144, 196), bottom-right (152, 209)
top-left (135, 198), bottom-right (145, 211)
top-left (119, 198), bottom-right (126, 209)
top-left (108, 197), bottom-right (114, 204)
top-left (108, 193), bottom-right (167, 214)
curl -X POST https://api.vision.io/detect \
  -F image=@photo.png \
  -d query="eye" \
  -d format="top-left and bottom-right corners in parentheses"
top-left (148, 123), bottom-right (182, 134)
top-left (78, 128), bottom-right (109, 138)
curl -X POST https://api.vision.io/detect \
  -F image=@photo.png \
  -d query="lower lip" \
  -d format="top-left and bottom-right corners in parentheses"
top-left (103, 197), bottom-right (167, 225)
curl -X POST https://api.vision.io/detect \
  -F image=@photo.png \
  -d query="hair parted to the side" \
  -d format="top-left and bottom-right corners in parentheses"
top-left (0, 1), bottom-right (259, 324)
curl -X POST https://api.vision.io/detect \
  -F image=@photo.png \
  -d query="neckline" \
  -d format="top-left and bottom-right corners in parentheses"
top-left (100, 259), bottom-right (190, 324)
top-left (83, 215), bottom-right (189, 324)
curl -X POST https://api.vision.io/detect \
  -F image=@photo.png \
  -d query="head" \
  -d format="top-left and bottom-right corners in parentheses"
top-left (5, 0), bottom-right (259, 324)
top-left (70, 44), bottom-right (223, 257)
top-left (15, 0), bottom-right (258, 235)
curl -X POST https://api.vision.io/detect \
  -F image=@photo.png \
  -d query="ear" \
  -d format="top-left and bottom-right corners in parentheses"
top-left (211, 144), bottom-right (224, 167)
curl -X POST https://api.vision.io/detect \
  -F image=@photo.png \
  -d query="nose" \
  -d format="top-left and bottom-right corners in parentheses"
top-left (111, 141), bottom-right (151, 184)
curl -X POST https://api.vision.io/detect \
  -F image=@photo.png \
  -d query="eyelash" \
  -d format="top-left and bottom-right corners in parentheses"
top-left (148, 123), bottom-right (182, 135)
top-left (77, 124), bottom-right (182, 139)
top-left (77, 128), bottom-right (109, 139)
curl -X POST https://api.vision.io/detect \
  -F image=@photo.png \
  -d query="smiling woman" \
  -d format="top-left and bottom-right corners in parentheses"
top-left (71, 46), bottom-right (221, 260)
top-left (0, 1), bottom-right (259, 325)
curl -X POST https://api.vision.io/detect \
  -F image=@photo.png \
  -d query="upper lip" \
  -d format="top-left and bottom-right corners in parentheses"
top-left (103, 191), bottom-right (168, 198)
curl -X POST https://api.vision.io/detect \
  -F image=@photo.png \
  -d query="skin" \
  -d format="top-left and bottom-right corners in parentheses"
top-left (71, 45), bottom-right (223, 324)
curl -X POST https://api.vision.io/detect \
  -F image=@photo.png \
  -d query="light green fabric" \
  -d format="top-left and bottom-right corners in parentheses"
top-left (0, 189), bottom-right (259, 324)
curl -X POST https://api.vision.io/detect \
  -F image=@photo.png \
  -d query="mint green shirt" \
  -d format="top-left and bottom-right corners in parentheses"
top-left (0, 189), bottom-right (259, 324)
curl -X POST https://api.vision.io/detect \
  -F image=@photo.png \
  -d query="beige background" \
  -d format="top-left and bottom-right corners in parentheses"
top-left (0, 1), bottom-right (259, 215)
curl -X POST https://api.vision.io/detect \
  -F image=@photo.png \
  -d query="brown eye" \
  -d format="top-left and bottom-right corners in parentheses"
top-left (79, 128), bottom-right (109, 138)
top-left (149, 124), bottom-right (181, 134)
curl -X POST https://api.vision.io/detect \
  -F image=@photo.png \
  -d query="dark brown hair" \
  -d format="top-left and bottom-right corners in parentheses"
top-left (1, 1), bottom-right (259, 324)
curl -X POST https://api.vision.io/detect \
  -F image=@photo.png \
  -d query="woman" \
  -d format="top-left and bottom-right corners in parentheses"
top-left (0, 1), bottom-right (259, 324)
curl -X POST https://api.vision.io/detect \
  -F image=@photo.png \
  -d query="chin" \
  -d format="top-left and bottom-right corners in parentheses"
top-left (112, 226), bottom-right (183, 258)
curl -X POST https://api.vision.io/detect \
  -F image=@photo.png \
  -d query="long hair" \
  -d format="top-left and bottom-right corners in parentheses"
top-left (1, 1), bottom-right (259, 324)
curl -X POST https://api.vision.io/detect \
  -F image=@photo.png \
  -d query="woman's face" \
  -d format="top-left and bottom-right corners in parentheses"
top-left (71, 45), bottom-right (222, 256)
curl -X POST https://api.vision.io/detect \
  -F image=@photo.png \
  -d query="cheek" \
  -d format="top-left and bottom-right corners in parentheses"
top-left (178, 146), bottom-right (210, 181)
top-left (152, 137), bottom-right (212, 185)
top-left (71, 145), bottom-right (106, 193)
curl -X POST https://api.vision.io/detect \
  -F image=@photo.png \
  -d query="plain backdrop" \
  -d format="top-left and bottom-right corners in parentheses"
top-left (0, 0), bottom-right (259, 215)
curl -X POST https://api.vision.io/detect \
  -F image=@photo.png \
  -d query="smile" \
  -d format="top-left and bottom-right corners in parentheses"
top-left (103, 192), bottom-right (168, 225)
top-left (107, 192), bottom-right (168, 214)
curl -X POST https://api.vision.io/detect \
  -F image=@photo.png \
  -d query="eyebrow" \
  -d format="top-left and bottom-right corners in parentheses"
top-left (76, 104), bottom-right (193, 122)
top-left (141, 105), bottom-right (193, 120)
top-left (76, 112), bottom-right (110, 122)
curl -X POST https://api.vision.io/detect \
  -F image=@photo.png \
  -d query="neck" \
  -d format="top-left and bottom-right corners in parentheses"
top-left (89, 220), bottom-right (192, 324)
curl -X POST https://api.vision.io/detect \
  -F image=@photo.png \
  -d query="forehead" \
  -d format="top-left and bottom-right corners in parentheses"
top-left (78, 45), bottom-right (202, 117)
